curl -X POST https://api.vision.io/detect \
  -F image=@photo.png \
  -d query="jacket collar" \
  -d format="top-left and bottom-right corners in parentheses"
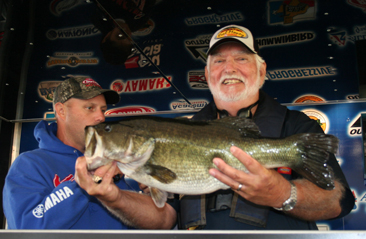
top-left (192, 90), bottom-right (287, 138)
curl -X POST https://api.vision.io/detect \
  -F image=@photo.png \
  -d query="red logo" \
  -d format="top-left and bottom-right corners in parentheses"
top-left (112, 81), bottom-right (124, 93)
top-left (105, 106), bottom-right (156, 116)
top-left (53, 174), bottom-right (74, 187)
top-left (83, 78), bottom-right (102, 89)
top-left (125, 56), bottom-right (140, 69)
top-left (348, 0), bottom-right (366, 11)
top-left (277, 167), bottom-right (292, 175)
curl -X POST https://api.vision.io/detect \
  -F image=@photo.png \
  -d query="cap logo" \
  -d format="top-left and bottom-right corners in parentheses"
top-left (216, 27), bottom-right (248, 39)
top-left (82, 78), bottom-right (102, 89)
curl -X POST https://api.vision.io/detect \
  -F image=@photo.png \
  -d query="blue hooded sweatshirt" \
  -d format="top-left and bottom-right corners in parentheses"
top-left (3, 120), bottom-right (139, 229)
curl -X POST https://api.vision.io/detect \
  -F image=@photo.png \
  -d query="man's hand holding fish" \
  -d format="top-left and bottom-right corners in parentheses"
top-left (209, 145), bottom-right (344, 221)
top-left (75, 156), bottom-right (176, 229)
top-left (75, 157), bottom-right (121, 203)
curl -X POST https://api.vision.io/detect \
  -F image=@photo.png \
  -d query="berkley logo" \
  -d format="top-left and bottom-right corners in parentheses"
top-left (50, 0), bottom-right (83, 16)
top-left (105, 106), bottom-right (156, 116)
top-left (277, 167), bottom-right (292, 175)
top-left (110, 77), bottom-right (172, 94)
top-left (83, 78), bottom-right (102, 89)
top-left (216, 27), bottom-right (247, 39)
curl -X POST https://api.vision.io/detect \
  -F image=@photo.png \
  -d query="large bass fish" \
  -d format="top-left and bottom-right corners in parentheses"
top-left (84, 116), bottom-right (338, 208)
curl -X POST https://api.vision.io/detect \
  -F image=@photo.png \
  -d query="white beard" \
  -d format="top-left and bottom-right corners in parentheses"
top-left (208, 73), bottom-right (262, 102)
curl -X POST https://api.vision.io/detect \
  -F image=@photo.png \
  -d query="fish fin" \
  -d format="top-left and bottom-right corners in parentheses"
top-left (167, 192), bottom-right (174, 199)
top-left (292, 133), bottom-right (338, 190)
top-left (144, 163), bottom-right (177, 184)
top-left (212, 117), bottom-right (261, 138)
top-left (150, 186), bottom-right (168, 208)
top-left (116, 138), bottom-right (155, 176)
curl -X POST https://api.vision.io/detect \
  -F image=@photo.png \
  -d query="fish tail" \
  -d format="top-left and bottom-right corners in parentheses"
top-left (291, 133), bottom-right (338, 190)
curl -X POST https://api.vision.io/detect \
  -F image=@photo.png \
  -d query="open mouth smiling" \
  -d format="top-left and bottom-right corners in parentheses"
top-left (222, 79), bottom-right (243, 85)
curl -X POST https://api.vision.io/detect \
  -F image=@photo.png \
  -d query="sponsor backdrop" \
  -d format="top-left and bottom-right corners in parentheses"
top-left (14, 0), bottom-right (366, 230)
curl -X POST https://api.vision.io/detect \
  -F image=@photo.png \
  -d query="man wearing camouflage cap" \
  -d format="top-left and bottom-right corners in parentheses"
top-left (3, 76), bottom-right (176, 229)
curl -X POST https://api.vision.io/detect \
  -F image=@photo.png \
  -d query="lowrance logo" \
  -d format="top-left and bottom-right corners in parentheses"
top-left (46, 25), bottom-right (100, 40)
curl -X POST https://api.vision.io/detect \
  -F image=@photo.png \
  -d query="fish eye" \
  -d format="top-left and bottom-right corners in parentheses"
top-left (104, 125), bottom-right (112, 132)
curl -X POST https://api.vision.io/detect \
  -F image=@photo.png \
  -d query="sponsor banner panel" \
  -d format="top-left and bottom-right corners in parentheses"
top-left (23, 0), bottom-right (366, 120)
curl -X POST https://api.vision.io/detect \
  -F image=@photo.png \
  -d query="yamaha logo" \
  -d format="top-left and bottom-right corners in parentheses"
top-left (32, 204), bottom-right (44, 218)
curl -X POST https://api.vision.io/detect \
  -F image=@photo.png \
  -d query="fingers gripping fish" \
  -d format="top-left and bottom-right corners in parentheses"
top-left (84, 116), bottom-right (338, 208)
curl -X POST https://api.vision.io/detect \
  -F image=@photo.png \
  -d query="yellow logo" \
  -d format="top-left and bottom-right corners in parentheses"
top-left (294, 95), bottom-right (325, 103)
top-left (217, 27), bottom-right (247, 39)
top-left (302, 109), bottom-right (329, 133)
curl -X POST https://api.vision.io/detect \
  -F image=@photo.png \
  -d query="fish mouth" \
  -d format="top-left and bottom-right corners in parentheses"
top-left (84, 126), bottom-right (100, 170)
top-left (85, 126), bottom-right (96, 157)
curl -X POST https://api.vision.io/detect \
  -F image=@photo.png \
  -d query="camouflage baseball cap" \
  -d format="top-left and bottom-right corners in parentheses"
top-left (53, 77), bottom-right (120, 105)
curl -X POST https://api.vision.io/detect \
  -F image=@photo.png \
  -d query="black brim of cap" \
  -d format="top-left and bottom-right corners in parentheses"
top-left (102, 90), bottom-right (120, 104)
top-left (207, 38), bottom-right (257, 55)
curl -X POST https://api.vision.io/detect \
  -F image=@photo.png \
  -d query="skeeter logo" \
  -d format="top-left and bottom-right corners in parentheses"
top-left (105, 106), bottom-right (156, 116)
top-left (50, 0), bottom-right (83, 16)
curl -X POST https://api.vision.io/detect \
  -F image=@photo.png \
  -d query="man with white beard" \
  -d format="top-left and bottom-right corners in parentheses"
top-left (178, 25), bottom-right (354, 230)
